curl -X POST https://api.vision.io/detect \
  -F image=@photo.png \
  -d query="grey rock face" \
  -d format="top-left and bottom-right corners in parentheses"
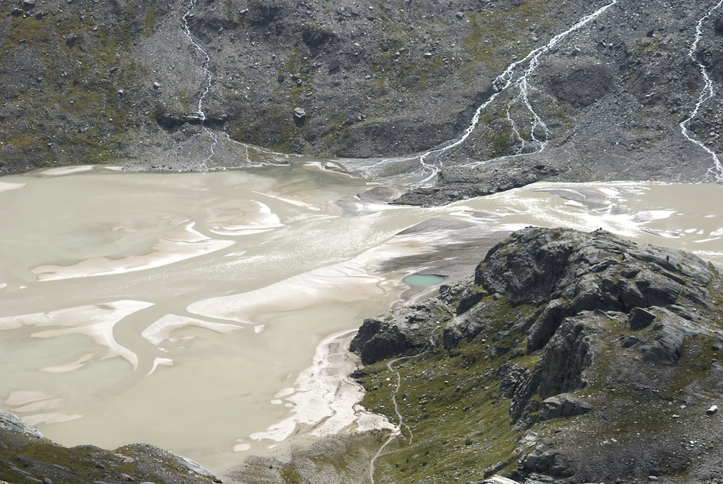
top-left (641, 325), bottom-right (684, 365)
top-left (0, 413), bottom-right (216, 483)
top-left (350, 298), bottom-right (451, 365)
top-left (540, 393), bottom-right (593, 421)
top-left (520, 444), bottom-right (570, 477)
top-left (0, 409), bottom-right (44, 438)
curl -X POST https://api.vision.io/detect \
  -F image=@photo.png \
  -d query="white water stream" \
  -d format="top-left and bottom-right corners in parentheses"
top-left (680, 0), bottom-right (723, 182)
top-left (181, 0), bottom-right (218, 169)
top-left (1, 164), bottom-right (723, 477)
top-left (354, 0), bottom-right (620, 186)
top-left (348, 0), bottom-right (723, 187)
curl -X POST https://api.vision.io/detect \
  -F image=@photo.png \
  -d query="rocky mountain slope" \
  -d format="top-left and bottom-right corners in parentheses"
top-left (1, 0), bottom-right (723, 195)
top-left (345, 227), bottom-right (723, 483)
top-left (0, 409), bottom-right (222, 484)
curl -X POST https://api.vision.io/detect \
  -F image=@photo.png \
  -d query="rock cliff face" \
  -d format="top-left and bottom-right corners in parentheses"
top-left (351, 228), bottom-right (723, 483)
top-left (1, 0), bottom-right (723, 194)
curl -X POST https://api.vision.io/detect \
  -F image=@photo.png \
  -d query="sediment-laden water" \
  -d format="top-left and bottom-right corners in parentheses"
top-left (0, 162), bottom-right (721, 474)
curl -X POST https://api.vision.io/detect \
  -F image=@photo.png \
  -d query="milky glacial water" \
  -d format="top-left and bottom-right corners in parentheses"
top-left (0, 163), bottom-right (722, 476)
top-left (402, 274), bottom-right (448, 287)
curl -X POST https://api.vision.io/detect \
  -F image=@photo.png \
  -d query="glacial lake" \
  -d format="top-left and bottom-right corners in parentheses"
top-left (1, 162), bottom-right (722, 475)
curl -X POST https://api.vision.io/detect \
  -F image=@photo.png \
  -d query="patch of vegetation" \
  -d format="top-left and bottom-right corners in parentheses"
top-left (143, 7), bottom-right (158, 38)
top-left (231, 123), bottom-right (264, 146)
top-left (350, 294), bottom-right (538, 483)
top-left (463, 0), bottom-right (550, 69)
top-left (358, 347), bottom-right (520, 483)
top-left (0, 4), bottom-right (158, 169)
top-left (315, 116), bottom-right (348, 153)
top-left (177, 89), bottom-right (194, 113)
top-left (279, 464), bottom-right (304, 484)
top-left (479, 113), bottom-right (515, 158)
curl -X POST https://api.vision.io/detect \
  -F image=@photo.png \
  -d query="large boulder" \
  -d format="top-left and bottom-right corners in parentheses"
top-left (540, 393), bottom-right (593, 421)
top-left (350, 299), bottom-right (451, 365)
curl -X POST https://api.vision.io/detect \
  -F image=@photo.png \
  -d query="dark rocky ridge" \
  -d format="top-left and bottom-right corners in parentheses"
top-left (0, 409), bottom-right (221, 484)
top-left (350, 227), bottom-right (723, 483)
top-left (0, 0), bottom-right (722, 195)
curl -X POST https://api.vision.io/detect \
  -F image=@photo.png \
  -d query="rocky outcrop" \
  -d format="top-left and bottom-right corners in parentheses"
top-left (350, 298), bottom-right (451, 365)
top-left (352, 227), bottom-right (723, 483)
top-left (392, 158), bottom-right (562, 206)
top-left (355, 228), bottom-right (722, 424)
top-left (0, 409), bottom-right (43, 438)
top-left (540, 393), bottom-right (593, 421)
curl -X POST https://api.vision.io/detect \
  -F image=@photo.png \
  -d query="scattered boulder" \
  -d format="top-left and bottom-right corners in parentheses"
top-left (302, 26), bottom-right (331, 48)
top-left (328, 59), bottom-right (341, 73)
top-left (155, 113), bottom-right (203, 129)
top-left (247, 3), bottom-right (281, 26)
top-left (521, 445), bottom-right (570, 477)
top-left (65, 32), bottom-right (78, 48)
top-left (293, 107), bottom-right (306, 120)
top-left (707, 405), bottom-right (718, 416)
top-left (715, 16), bottom-right (723, 35)
top-left (621, 335), bottom-right (639, 348)
top-left (171, 452), bottom-right (222, 482)
top-left (540, 393), bottom-right (593, 420)
top-left (628, 307), bottom-right (656, 330)
top-left (22, 0), bottom-right (36, 10)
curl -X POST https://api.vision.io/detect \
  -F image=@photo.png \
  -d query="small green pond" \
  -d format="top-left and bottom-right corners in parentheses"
top-left (402, 274), bottom-right (447, 287)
